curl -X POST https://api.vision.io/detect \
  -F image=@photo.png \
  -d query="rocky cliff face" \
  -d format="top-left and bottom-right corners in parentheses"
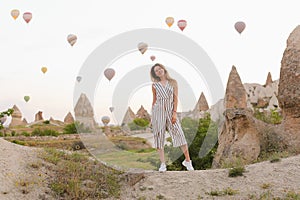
top-left (74, 93), bottom-right (96, 130)
top-left (277, 25), bottom-right (300, 151)
top-left (35, 111), bottom-right (44, 122)
top-left (122, 107), bottom-right (136, 126)
top-left (64, 112), bottom-right (74, 124)
top-left (9, 105), bottom-right (26, 127)
top-left (213, 66), bottom-right (260, 167)
top-left (136, 105), bottom-right (151, 121)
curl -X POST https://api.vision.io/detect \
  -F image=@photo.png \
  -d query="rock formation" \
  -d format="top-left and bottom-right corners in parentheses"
top-left (9, 105), bottom-right (25, 127)
top-left (277, 25), bottom-right (300, 151)
top-left (224, 66), bottom-right (247, 109)
top-left (74, 93), bottom-right (96, 130)
top-left (122, 107), bottom-right (136, 126)
top-left (194, 92), bottom-right (209, 112)
top-left (265, 72), bottom-right (273, 87)
top-left (136, 105), bottom-right (151, 121)
top-left (244, 80), bottom-right (279, 110)
top-left (35, 111), bottom-right (44, 122)
top-left (64, 112), bottom-right (74, 124)
top-left (213, 66), bottom-right (260, 167)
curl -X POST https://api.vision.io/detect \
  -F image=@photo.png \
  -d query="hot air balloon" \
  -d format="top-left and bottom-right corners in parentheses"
top-left (67, 34), bottom-right (77, 46)
top-left (137, 42), bottom-right (148, 54)
top-left (11, 9), bottom-right (20, 20)
top-left (41, 67), bottom-right (47, 74)
top-left (104, 68), bottom-right (115, 81)
top-left (234, 21), bottom-right (246, 34)
top-left (109, 107), bottom-right (114, 112)
top-left (24, 96), bottom-right (30, 102)
top-left (150, 55), bottom-right (156, 61)
top-left (177, 20), bottom-right (187, 31)
top-left (165, 17), bottom-right (174, 27)
top-left (76, 76), bottom-right (82, 82)
top-left (23, 12), bottom-right (32, 23)
top-left (101, 116), bottom-right (110, 126)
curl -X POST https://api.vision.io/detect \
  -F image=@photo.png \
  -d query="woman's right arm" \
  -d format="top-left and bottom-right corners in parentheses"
top-left (152, 84), bottom-right (156, 107)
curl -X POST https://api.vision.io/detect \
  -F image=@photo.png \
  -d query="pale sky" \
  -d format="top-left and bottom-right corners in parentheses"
top-left (1, 0), bottom-right (299, 124)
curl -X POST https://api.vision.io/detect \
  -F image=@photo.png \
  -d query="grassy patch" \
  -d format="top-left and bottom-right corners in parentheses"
top-left (40, 148), bottom-right (123, 199)
top-left (206, 187), bottom-right (238, 196)
top-left (97, 150), bottom-right (159, 170)
top-left (228, 166), bottom-right (245, 177)
top-left (260, 183), bottom-right (272, 189)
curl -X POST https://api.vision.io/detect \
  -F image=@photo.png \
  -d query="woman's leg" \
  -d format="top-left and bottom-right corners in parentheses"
top-left (180, 144), bottom-right (191, 162)
top-left (157, 148), bottom-right (165, 164)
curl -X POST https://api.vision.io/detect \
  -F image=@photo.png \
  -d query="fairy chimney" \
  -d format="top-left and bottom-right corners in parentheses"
top-left (265, 72), bottom-right (273, 87)
top-left (122, 107), bottom-right (136, 126)
top-left (74, 93), bottom-right (96, 130)
top-left (35, 111), bottom-right (44, 122)
top-left (64, 112), bottom-right (74, 124)
top-left (10, 105), bottom-right (25, 127)
top-left (213, 66), bottom-right (260, 167)
top-left (136, 105), bottom-right (151, 121)
top-left (194, 92), bottom-right (209, 112)
top-left (277, 25), bottom-right (300, 150)
top-left (224, 66), bottom-right (247, 109)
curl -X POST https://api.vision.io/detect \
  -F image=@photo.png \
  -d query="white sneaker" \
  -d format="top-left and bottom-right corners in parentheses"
top-left (182, 160), bottom-right (194, 171)
top-left (159, 163), bottom-right (167, 172)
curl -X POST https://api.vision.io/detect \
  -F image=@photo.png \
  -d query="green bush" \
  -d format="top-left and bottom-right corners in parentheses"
top-left (63, 121), bottom-right (91, 134)
top-left (254, 108), bottom-right (282, 124)
top-left (128, 118), bottom-right (150, 131)
top-left (228, 166), bottom-right (245, 177)
top-left (31, 128), bottom-right (59, 137)
top-left (133, 118), bottom-right (149, 127)
top-left (43, 120), bottom-right (50, 124)
top-left (21, 131), bottom-right (30, 137)
top-left (165, 114), bottom-right (219, 170)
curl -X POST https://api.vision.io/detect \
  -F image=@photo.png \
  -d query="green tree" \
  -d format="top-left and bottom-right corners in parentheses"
top-left (0, 108), bottom-right (14, 130)
top-left (165, 114), bottom-right (219, 170)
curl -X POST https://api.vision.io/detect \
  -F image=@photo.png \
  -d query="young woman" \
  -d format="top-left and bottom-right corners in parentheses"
top-left (150, 63), bottom-right (194, 172)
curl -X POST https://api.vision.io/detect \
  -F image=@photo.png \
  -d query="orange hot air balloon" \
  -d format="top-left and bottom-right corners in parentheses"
top-left (101, 116), bottom-right (110, 126)
top-left (41, 67), bottom-right (47, 74)
top-left (165, 17), bottom-right (174, 27)
top-left (11, 9), bottom-right (20, 20)
top-left (137, 42), bottom-right (148, 54)
top-left (67, 34), bottom-right (77, 46)
top-left (234, 21), bottom-right (246, 34)
top-left (104, 68), bottom-right (115, 81)
top-left (150, 55), bottom-right (156, 61)
top-left (177, 20), bottom-right (187, 31)
top-left (23, 12), bottom-right (32, 23)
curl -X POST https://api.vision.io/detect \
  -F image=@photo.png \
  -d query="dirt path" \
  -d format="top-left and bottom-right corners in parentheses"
top-left (121, 155), bottom-right (300, 199)
top-left (0, 138), bottom-right (52, 200)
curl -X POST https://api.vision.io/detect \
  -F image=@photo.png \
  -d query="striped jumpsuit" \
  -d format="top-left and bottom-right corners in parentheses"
top-left (151, 81), bottom-right (187, 149)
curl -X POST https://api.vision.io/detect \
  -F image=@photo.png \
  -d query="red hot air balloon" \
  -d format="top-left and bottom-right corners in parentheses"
top-left (150, 55), bottom-right (156, 61)
top-left (234, 21), bottom-right (246, 34)
top-left (23, 12), bottom-right (32, 23)
top-left (104, 68), bottom-right (115, 81)
top-left (177, 20), bottom-right (187, 31)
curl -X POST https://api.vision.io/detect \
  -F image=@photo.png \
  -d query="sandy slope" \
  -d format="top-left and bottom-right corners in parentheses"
top-left (121, 155), bottom-right (300, 200)
top-left (0, 138), bottom-right (52, 200)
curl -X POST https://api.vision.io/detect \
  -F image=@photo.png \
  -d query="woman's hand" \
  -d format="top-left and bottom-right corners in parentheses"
top-left (171, 112), bottom-right (177, 124)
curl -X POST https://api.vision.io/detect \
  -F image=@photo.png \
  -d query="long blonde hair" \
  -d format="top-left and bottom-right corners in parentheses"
top-left (150, 63), bottom-right (177, 88)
